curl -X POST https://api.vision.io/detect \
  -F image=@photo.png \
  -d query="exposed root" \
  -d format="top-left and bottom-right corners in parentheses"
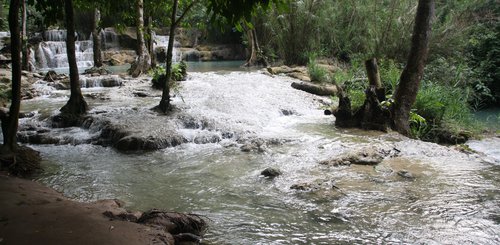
top-left (0, 145), bottom-right (42, 176)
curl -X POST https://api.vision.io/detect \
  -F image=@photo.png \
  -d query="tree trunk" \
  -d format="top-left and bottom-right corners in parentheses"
top-left (146, 15), bottom-right (156, 68)
top-left (364, 58), bottom-right (386, 102)
top-left (1, 0), bottom-right (22, 154)
top-left (128, 0), bottom-right (151, 78)
top-left (21, 0), bottom-right (30, 71)
top-left (392, 0), bottom-right (435, 135)
top-left (365, 58), bottom-right (382, 88)
top-left (244, 26), bottom-right (267, 67)
top-left (158, 0), bottom-right (178, 113)
top-left (92, 8), bottom-right (103, 68)
top-left (60, 0), bottom-right (88, 116)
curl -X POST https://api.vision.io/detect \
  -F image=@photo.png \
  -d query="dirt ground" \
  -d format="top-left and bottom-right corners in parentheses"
top-left (0, 172), bottom-right (172, 245)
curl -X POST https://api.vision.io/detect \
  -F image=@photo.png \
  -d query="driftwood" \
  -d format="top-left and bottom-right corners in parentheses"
top-left (291, 81), bottom-right (338, 96)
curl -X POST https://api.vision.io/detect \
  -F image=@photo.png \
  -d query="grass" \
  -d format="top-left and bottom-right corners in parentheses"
top-left (307, 55), bottom-right (329, 83)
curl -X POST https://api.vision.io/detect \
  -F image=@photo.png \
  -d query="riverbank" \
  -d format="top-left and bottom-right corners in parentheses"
top-left (0, 171), bottom-right (173, 245)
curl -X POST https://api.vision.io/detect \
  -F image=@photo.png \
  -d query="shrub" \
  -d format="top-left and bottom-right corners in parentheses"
top-left (150, 62), bottom-right (187, 90)
top-left (307, 54), bottom-right (329, 83)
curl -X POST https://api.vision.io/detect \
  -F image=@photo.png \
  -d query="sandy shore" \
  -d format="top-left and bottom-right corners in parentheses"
top-left (0, 172), bottom-right (172, 245)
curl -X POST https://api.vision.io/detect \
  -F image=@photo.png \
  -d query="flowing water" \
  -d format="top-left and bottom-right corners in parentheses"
top-left (20, 70), bottom-right (500, 244)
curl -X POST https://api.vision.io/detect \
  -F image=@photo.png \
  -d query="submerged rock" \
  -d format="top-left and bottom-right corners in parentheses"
top-left (396, 170), bottom-right (415, 180)
top-left (261, 167), bottom-right (282, 178)
top-left (320, 146), bottom-right (399, 166)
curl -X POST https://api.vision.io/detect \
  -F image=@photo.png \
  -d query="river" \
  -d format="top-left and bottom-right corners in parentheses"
top-left (19, 70), bottom-right (500, 244)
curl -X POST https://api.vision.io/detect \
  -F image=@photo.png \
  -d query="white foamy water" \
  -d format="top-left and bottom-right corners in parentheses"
top-left (18, 71), bottom-right (500, 244)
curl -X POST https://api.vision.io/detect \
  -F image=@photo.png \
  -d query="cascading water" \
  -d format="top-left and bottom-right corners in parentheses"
top-left (35, 30), bottom-right (94, 70)
top-left (153, 33), bottom-right (182, 63)
top-left (19, 70), bottom-right (500, 244)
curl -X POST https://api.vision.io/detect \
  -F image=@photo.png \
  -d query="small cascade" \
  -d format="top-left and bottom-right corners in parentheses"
top-left (35, 30), bottom-right (94, 70)
top-left (0, 31), bottom-right (9, 50)
top-left (154, 33), bottom-right (182, 63)
top-left (101, 28), bottom-right (120, 50)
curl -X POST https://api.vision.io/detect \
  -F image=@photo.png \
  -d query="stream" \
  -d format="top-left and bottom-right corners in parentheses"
top-left (19, 70), bottom-right (500, 244)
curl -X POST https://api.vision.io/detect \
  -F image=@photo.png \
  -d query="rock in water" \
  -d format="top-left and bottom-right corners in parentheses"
top-left (397, 170), bottom-right (415, 180)
top-left (261, 167), bottom-right (282, 178)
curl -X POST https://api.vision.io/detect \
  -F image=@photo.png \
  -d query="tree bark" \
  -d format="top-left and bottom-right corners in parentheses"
top-left (243, 25), bottom-right (267, 67)
top-left (128, 0), bottom-right (151, 78)
top-left (291, 81), bottom-right (337, 96)
top-left (157, 0), bottom-right (195, 113)
top-left (146, 15), bottom-right (156, 68)
top-left (92, 8), bottom-right (103, 68)
top-left (158, 0), bottom-right (179, 113)
top-left (365, 58), bottom-right (382, 89)
top-left (60, 0), bottom-right (88, 116)
top-left (392, 0), bottom-right (435, 135)
top-left (21, 0), bottom-right (30, 71)
top-left (364, 58), bottom-right (386, 102)
top-left (1, 0), bottom-right (22, 153)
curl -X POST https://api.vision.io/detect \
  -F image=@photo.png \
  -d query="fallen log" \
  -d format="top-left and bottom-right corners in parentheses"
top-left (291, 81), bottom-right (338, 96)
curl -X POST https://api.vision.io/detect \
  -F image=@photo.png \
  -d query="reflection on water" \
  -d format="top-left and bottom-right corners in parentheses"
top-left (23, 71), bottom-right (500, 244)
top-left (185, 60), bottom-right (253, 73)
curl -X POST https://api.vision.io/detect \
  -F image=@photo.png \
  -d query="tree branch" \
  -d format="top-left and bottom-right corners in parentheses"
top-left (174, 1), bottom-right (197, 27)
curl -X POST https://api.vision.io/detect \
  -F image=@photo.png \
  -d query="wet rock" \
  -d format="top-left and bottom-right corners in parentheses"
top-left (320, 146), bottom-right (398, 166)
top-left (17, 131), bottom-right (60, 145)
top-left (280, 109), bottom-right (297, 116)
top-left (114, 134), bottom-right (187, 152)
top-left (290, 179), bottom-right (345, 200)
top-left (267, 66), bottom-right (311, 82)
top-left (240, 139), bottom-right (266, 153)
top-left (396, 170), bottom-right (415, 180)
top-left (193, 132), bottom-right (221, 144)
top-left (138, 209), bottom-right (208, 237)
top-left (133, 91), bottom-right (150, 97)
top-left (53, 81), bottom-right (69, 90)
top-left (43, 70), bottom-right (67, 82)
top-left (261, 167), bottom-right (282, 178)
top-left (84, 66), bottom-right (111, 75)
top-left (19, 111), bottom-right (36, 118)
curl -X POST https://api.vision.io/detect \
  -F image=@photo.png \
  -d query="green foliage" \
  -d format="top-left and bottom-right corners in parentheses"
top-left (150, 62), bottom-right (187, 89)
top-left (378, 59), bottom-right (402, 94)
top-left (409, 111), bottom-right (429, 139)
top-left (172, 61), bottom-right (187, 81)
top-left (411, 80), bottom-right (479, 140)
top-left (307, 54), bottom-right (329, 83)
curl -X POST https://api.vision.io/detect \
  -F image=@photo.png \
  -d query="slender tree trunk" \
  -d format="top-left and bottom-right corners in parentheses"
top-left (60, 0), bottom-right (88, 116)
top-left (244, 27), bottom-right (256, 66)
top-left (92, 8), bottom-right (103, 68)
top-left (392, 0), bottom-right (435, 135)
top-left (21, 0), bottom-right (30, 71)
top-left (365, 58), bottom-right (382, 89)
top-left (158, 0), bottom-right (178, 113)
top-left (1, 0), bottom-right (21, 153)
top-left (146, 15), bottom-right (156, 68)
top-left (128, 0), bottom-right (151, 77)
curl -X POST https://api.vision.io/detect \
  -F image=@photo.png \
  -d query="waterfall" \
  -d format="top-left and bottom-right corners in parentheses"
top-left (153, 33), bottom-right (182, 63)
top-left (101, 28), bottom-right (120, 50)
top-left (32, 29), bottom-right (182, 70)
top-left (35, 30), bottom-right (94, 70)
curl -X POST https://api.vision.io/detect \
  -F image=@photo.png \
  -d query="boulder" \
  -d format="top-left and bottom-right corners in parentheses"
top-left (261, 167), bottom-right (282, 178)
top-left (138, 209), bottom-right (208, 237)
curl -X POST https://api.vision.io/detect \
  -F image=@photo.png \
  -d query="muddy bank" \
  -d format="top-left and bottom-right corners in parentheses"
top-left (0, 172), bottom-right (206, 245)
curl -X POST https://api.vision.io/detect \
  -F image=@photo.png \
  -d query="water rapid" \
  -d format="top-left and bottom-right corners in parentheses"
top-left (21, 71), bottom-right (500, 244)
